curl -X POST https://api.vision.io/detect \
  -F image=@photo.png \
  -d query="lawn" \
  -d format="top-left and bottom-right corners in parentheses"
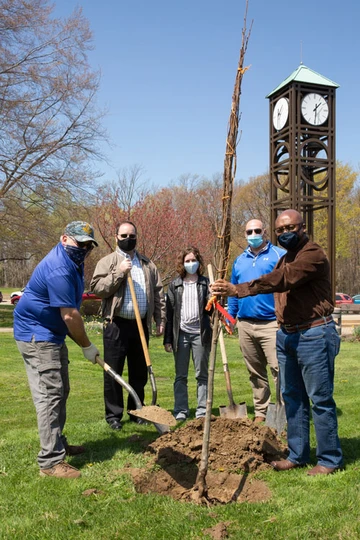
top-left (0, 330), bottom-right (360, 539)
top-left (0, 304), bottom-right (14, 327)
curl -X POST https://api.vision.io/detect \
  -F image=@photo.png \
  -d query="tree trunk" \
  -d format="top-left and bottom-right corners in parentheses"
top-left (195, 0), bottom-right (252, 502)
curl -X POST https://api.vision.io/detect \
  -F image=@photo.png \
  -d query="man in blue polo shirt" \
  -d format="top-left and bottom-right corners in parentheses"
top-left (14, 221), bottom-right (100, 478)
top-left (228, 218), bottom-right (286, 422)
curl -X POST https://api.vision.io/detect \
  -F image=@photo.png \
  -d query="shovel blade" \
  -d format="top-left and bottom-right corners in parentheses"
top-left (219, 401), bottom-right (247, 419)
top-left (265, 403), bottom-right (287, 435)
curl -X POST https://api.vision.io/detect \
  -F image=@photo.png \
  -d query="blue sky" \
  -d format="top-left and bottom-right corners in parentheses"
top-left (55, 0), bottom-right (359, 188)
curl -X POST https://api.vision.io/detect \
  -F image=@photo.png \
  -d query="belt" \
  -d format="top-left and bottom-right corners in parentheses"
top-left (281, 315), bottom-right (333, 333)
top-left (239, 318), bottom-right (276, 324)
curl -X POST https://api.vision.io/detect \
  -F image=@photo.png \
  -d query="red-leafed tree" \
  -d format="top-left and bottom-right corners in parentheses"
top-left (90, 180), bottom-right (218, 285)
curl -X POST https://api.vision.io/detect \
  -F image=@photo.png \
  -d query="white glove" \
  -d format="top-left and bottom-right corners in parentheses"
top-left (82, 343), bottom-right (100, 364)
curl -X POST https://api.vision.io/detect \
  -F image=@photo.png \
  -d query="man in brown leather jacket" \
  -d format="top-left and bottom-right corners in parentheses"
top-left (90, 221), bottom-right (166, 430)
top-left (211, 209), bottom-right (343, 476)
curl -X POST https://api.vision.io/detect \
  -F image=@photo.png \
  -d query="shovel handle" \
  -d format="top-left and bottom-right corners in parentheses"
top-left (127, 273), bottom-right (158, 405)
top-left (127, 274), bottom-right (152, 369)
top-left (95, 356), bottom-right (143, 410)
top-left (208, 264), bottom-right (236, 406)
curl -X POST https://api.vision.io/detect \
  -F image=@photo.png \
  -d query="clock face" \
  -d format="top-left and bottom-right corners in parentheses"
top-left (301, 93), bottom-right (329, 126)
top-left (273, 97), bottom-right (289, 131)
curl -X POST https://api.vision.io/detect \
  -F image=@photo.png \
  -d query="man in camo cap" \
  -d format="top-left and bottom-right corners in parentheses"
top-left (14, 221), bottom-right (100, 478)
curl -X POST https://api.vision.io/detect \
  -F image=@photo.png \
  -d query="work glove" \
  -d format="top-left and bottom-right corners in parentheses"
top-left (82, 343), bottom-right (100, 364)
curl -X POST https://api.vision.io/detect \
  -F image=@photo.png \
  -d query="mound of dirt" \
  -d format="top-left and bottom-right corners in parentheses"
top-left (127, 416), bottom-right (287, 505)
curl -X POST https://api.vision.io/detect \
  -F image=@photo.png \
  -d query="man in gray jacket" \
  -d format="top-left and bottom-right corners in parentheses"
top-left (90, 221), bottom-right (166, 430)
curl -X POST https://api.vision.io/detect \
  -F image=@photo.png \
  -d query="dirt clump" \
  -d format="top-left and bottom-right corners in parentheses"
top-left (128, 405), bottom-right (176, 426)
top-left (128, 416), bottom-right (287, 504)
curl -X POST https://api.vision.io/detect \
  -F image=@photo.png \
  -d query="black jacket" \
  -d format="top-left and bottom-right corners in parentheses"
top-left (164, 275), bottom-right (212, 351)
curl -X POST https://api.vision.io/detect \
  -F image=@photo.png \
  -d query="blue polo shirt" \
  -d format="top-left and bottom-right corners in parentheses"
top-left (14, 243), bottom-right (84, 343)
top-left (228, 242), bottom-right (286, 321)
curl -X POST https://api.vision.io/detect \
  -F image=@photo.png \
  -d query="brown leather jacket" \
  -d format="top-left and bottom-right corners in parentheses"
top-left (90, 250), bottom-right (166, 333)
top-left (234, 236), bottom-right (334, 326)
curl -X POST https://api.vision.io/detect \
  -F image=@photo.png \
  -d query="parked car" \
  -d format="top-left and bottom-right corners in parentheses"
top-left (10, 289), bottom-right (24, 305)
top-left (0, 291), bottom-right (3, 303)
top-left (82, 291), bottom-right (101, 302)
top-left (352, 294), bottom-right (360, 304)
top-left (335, 293), bottom-right (353, 305)
top-left (11, 289), bottom-right (100, 306)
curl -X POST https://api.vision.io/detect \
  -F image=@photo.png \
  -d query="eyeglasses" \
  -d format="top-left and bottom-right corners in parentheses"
top-left (77, 241), bottom-right (94, 251)
top-left (246, 228), bottom-right (262, 235)
top-left (274, 224), bottom-right (303, 234)
top-left (119, 233), bottom-right (136, 239)
top-left (70, 237), bottom-right (94, 251)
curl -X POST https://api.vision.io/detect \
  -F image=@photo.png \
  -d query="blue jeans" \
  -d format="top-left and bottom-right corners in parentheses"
top-left (276, 321), bottom-right (343, 468)
top-left (174, 330), bottom-right (209, 418)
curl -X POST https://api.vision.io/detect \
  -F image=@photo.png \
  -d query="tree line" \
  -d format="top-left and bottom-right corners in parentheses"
top-left (1, 162), bottom-right (360, 295)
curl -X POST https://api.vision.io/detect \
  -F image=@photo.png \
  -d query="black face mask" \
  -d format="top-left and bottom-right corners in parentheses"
top-left (278, 231), bottom-right (300, 250)
top-left (117, 237), bottom-right (137, 252)
top-left (64, 244), bottom-right (87, 266)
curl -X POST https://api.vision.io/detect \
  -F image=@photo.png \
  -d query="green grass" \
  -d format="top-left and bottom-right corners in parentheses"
top-left (0, 304), bottom-right (15, 327)
top-left (1, 332), bottom-right (360, 539)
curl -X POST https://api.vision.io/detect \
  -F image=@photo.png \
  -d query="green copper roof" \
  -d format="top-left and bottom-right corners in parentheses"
top-left (266, 64), bottom-right (339, 98)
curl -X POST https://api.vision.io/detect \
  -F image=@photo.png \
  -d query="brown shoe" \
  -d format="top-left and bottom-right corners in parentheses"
top-left (254, 416), bottom-right (265, 423)
top-left (307, 464), bottom-right (338, 476)
top-left (271, 459), bottom-right (305, 471)
top-left (65, 444), bottom-right (86, 456)
top-left (40, 461), bottom-right (81, 478)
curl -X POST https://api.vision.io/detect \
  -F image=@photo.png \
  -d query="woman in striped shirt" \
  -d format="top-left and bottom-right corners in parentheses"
top-left (164, 247), bottom-right (212, 421)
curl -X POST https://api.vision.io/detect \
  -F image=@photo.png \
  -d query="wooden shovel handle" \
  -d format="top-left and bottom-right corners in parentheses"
top-left (127, 273), bottom-right (152, 368)
top-left (208, 264), bottom-right (236, 403)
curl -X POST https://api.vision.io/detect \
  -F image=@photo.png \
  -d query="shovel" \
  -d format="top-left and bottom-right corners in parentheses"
top-left (207, 264), bottom-right (247, 419)
top-left (96, 357), bottom-right (175, 434)
top-left (218, 327), bottom-right (248, 418)
top-left (265, 372), bottom-right (286, 435)
top-left (127, 273), bottom-right (170, 432)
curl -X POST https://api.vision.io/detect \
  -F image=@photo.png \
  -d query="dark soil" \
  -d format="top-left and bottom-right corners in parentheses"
top-left (125, 416), bottom-right (287, 505)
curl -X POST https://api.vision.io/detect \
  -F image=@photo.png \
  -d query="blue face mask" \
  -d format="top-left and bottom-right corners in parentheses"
top-left (184, 261), bottom-right (199, 275)
top-left (247, 235), bottom-right (263, 249)
top-left (278, 232), bottom-right (300, 250)
top-left (64, 244), bottom-right (87, 266)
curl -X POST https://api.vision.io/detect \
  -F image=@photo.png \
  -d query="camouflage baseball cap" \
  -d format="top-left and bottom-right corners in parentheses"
top-left (64, 221), bottom-right (98, 246)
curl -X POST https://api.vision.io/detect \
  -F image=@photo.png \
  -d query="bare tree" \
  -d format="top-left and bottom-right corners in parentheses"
top-left (0, 0), bottom-right (107, 203)
top-left (115, 165), bottom-right (149, 216)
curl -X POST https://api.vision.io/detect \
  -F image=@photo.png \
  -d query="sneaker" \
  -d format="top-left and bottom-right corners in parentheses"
top-left (65, 444), bottom-right (86, 456)
top-left (40, 461), bottom-right (81, 478)
top-left (175, 412), bottom-right (187, 421)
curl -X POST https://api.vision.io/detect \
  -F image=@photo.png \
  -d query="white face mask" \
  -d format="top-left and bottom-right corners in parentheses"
top-left (184, 261), bottom-right (199, 275)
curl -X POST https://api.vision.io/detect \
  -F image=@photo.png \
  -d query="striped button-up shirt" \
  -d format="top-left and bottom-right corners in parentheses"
top-left (119, 252), bottom-right (148, 319)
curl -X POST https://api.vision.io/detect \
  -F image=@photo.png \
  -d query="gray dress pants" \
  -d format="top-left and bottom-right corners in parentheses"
top-left (16, 339), bottom-right (69, 469)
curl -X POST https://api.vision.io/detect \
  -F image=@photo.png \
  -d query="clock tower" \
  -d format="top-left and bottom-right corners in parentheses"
top-left (267, 64), bottom-right (339, 298)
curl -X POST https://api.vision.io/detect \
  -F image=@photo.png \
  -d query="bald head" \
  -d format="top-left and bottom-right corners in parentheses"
top-left (245, 218), bottom-right (264, 232)
top-left (275, 209), bottom-right (304, 228)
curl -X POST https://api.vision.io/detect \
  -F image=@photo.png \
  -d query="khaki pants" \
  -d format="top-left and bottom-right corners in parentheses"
top-left (237, 319), bottom-right (279, 418)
